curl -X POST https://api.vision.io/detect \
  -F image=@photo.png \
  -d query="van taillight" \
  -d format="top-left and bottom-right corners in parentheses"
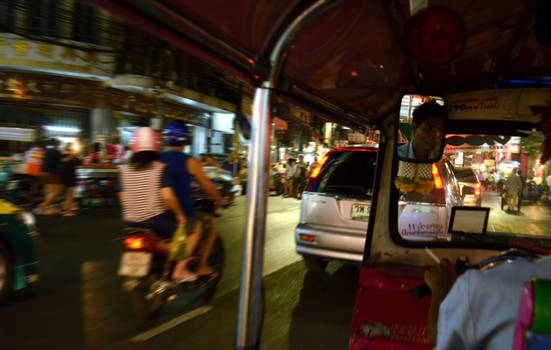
top-left (432, 164), bottom-right (443, 189)
top-left (475, 183), bottom-right (481, 196)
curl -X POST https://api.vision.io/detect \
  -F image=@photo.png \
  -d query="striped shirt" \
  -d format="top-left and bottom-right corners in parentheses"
top-left (120, 161), bottom-right (171, 223)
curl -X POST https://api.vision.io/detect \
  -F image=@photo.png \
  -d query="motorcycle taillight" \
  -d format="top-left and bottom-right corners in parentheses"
top-left (123, 233), bottom-right (156, 250)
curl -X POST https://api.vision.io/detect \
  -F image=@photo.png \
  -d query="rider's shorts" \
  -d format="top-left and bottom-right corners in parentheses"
top-left (125, 212), bottom-right (214, 245)
top-left (186, 212), bottom-right (214, 239)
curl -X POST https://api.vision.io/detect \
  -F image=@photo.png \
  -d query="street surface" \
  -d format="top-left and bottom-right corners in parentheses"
top-left (482, 191), bottom-right (551, 236)
top-left (0, 196), bottom-right (359, 350)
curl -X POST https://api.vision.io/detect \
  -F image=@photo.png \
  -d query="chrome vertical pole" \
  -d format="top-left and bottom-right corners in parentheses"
top-left (236, 83), bottom-right (272, 348)
top-left (236, 1), bottom-right (344, 349)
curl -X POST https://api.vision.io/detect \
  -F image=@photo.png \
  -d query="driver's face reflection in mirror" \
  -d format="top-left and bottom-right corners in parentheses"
top-left (404, 100), bottom-right (445, 160)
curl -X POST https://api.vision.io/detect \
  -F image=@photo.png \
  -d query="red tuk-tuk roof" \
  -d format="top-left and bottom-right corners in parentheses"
top-left (87, 0), bottom-right (551, 127)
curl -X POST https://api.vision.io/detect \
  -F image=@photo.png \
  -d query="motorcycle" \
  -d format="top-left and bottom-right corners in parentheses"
top-left (523, 180), bottom-right (540, 203)
top-left (2, 174), bottom-right (43, 208)
top-left (202, 166), bottom-right (239, 205)
top-left (269, 165), bottom-right (285, 196)
top-left (118, 197), bottom-right (225, 319)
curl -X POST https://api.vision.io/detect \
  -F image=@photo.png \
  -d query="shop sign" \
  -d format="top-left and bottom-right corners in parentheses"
top-left (348, 132), bottom-right (366, 143)
top-left (273, 117), bottom-right (288, 130)
top-left (448, 88), bottom-right (551, 123)
top-left (0, 72), bottom-right (94, 102)
top-left (445, 143), bottom-right (519, 153)
top-left (0, 34), bottom-right (115, 78)
top-left (0, 127), bottom-right (35, 142)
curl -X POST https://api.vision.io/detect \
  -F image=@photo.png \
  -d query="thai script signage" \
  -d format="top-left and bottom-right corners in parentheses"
top-left (448, 88), bottom-right (551, 123)
top-left (0, 33), bottom-right (115, 78)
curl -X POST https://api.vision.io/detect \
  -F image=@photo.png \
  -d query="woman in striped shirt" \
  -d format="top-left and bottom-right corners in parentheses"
top-left (119, 127), bottom-right (196, 281)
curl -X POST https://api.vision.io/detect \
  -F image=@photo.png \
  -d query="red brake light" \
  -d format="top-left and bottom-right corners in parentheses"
top-left (123, 234), bottom-right (155, 250)
top-left (299, 234), bottom-right (316, 242)
top-left (310, 155), bottom-right (329, 179)
top-left (475, 190), bottom-right (481, 196)
top-left (124, 236), bottom-right (145, 250)
top-left (432, 163), bottom-right (443, 189)
top-left (475, 183), bottom-right (480, 189)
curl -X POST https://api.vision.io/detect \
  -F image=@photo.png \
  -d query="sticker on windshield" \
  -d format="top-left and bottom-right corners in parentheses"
top-left (398, 203), bottom-right (447, 240)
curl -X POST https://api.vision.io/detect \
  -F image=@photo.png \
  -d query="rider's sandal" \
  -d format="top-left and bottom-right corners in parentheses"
top-left (197, 271), bottom-right (220, 282)
top-left (173, 273), bottom-right (198, 284)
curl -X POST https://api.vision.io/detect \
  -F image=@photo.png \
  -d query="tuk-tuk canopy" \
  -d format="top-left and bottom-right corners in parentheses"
top-left (87, 0), bottom-right (550, 128)
top-left (88, 0), bottom-right (550, 128)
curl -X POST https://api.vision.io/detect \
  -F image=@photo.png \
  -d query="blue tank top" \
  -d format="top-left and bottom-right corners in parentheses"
top-left (159, 150), bottom-right (196, 217)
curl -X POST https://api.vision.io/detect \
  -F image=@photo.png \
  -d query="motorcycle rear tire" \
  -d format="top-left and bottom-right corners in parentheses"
top-left (128, 274), bottom-right (166, 320)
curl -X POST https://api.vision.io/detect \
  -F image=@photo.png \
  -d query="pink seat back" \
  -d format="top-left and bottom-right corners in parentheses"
top-left (512, 281), bottom-right (534, 350)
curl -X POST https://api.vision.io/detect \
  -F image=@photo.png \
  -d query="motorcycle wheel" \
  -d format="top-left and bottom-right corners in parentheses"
top-left (128, 273), bottom-right (167, 320)
top-left (201, 236), bottom-right (225, 303)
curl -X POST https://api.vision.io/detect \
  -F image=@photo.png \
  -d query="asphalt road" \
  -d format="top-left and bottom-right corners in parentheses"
top-left (482, 191), bottom-right (551, 236)
top-left (0, 196), bottom-right (360, 350)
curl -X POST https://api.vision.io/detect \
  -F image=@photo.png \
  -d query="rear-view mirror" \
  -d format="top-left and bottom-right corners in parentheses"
top-left (396, 93), bottom-right (447, 163)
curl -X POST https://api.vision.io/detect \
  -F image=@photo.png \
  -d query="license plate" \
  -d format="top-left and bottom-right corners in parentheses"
top-left (118, 252), bottom-right (152, 277)
top-left (351, 204), bottom-right (370, 220)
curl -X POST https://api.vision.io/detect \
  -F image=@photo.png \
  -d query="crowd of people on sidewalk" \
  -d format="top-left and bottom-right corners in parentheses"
top-left (281, 155), bottom-right (317, 199)
top-left (19, 138), bottom-right (125, 216)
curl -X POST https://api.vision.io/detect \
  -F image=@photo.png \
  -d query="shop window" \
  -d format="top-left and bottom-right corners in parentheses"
top-left (74, 1), bottom-right (98, 44)
top-left (0, 1), bottom-right (15, 32)
top-left (28, 0), bottom-right (57, 37)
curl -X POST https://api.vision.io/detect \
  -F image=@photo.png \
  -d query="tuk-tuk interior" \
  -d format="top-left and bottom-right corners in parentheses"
top-left (86, 0), bottom-right (551, 349)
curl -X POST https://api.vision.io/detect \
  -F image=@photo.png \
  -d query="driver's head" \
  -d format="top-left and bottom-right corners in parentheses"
top-left (411, 100), bottom-right (445, 156)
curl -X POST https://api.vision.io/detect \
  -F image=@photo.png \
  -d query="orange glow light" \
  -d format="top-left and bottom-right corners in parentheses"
top-left (124, 236), bottom-right (145, 250)
top-left (432, 163), bottom-right (443, 189)
top-left (350, 71), bottom-right (358, 77)
top-left (310, 155), bottom-right (329, 179)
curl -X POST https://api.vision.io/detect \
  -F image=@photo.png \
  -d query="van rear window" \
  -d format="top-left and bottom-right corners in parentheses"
top-left (313, 150), bottom-right (377, 197)
top-left (454, 168), bottom-right (478, 183)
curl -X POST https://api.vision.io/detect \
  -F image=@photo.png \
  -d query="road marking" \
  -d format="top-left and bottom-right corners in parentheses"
top-left (130, 306), bottom-right (213, 342)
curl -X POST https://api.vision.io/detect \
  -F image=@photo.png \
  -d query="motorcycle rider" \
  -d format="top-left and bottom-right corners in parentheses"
top-left (159, 121), bottom-right (227, 280)
top-left (119, 127), bottom-right (189, 280)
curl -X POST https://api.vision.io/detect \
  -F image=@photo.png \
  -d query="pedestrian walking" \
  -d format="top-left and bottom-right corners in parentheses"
top-left (293, 155), bottom-right (307, 199)
top-left (283, 158), bottom-right (296, 197)
top-left (37, 139), bottom-right (64, 215)
top-left (505, 168), bottom-right (522, 213)
top-left (59, 142), bottom-right (81, 216)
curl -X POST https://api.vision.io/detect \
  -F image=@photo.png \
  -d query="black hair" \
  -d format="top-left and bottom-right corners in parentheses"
top-left (93, 142), bottom-right (101, 153)
top-left (130, 151), bottom-right (158, 171)
top-left (412, 100), bottom-right (444, 127)
top-left (50, 138), bottom-right (61, 146)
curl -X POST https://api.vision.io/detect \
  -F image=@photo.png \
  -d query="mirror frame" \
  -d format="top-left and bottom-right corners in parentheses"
top-left (395, 91), bottom-right (448, 163)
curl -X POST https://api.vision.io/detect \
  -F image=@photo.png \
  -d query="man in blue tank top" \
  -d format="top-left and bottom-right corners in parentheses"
top-left (159, 121), bottom-right (227, 280)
